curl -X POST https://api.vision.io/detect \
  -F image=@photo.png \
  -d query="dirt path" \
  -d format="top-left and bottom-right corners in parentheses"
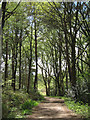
top-left (26, 97), bottom-right (85, 120)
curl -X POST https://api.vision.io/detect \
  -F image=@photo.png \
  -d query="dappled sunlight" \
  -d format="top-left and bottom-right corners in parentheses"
top-left (27, 97), bottom-right (82, 120)
top-left (1, 1), bottom-right (89, 119)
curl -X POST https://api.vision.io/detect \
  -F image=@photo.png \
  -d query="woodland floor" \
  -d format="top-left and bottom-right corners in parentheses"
top-left (26, 97), bottom-right (86, 120)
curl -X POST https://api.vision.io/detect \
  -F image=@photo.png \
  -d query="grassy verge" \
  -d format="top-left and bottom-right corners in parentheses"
top-left (2, 87), bottom-right (45, 118)
top-left (47, 96), bottom-right (89, 119)
top-left (60, 96), bottom-right (90, 119)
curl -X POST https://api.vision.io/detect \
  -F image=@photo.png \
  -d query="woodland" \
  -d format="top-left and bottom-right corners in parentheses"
top-left (0, 1), bottom-right (90, 119)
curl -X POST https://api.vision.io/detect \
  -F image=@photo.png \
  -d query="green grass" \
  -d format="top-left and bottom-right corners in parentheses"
top-left (60, 96), bottom-right (89, 118)
top-left (20, 101), bottom-right (39, 116)
top-left (47, 96), bottom-right (89, 119)
top-left (2, 87), bottom-right (44, 118)
top-left (3, 86), bottom-right (89, 119)
top-left (21, 99), bottom-right (39, 115)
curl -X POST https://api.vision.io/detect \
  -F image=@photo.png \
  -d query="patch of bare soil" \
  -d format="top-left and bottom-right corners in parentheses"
top-left (26, 97), bottom-right (85, 120)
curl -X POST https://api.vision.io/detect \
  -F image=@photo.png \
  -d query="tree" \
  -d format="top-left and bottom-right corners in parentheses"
top-left (27, 25), bottom-right (33, 93)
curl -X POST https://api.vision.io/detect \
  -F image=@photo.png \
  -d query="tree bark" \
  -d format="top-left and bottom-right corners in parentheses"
top-left (2, 2), bottom-right (7, 29)
top-left (19, 29), bottom-right (22, 89)
top-left (66, 63), bottom-right (68, 91)
top-left (5, 39), bottom-right (8, 86)
top-left (25, 57), bottom-right (28, 90)
top-left (41, 67), bottom-right (48, 96)
top-left (27, 26), bottom-right (32, 93)
top-left (34, 20), bottom-right (38, 92)
top-left (12, 28), bottom-right (18, 91)
top-left (71, 37), bottom-right (76, 87)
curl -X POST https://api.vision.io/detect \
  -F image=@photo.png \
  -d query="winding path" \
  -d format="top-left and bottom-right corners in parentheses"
top-left (27, 97), bottom-right (85, 120)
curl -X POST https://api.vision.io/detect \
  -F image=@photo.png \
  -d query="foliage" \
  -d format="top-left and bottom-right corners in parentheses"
top-left (2, 87), bottom-right (43, 118)
top-left (29, 90), bottom-right (45, 101)
top-left (60, 96), bottom-right (90, 118)
top-left (1, 2), bottom-right (90, 119)
top-left (21, 100), bottom-right (38, 115)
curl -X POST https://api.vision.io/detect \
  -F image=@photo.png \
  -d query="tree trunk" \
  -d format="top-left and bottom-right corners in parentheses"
top-left (81, 53), bottom-right (83, 72)
top-left (19, 29), bottom-right (22, 89)
top-left (12, 28), bottom-right (18, 91)
top-left (55, 80), bottom-right (57, 96)
top-left (77, 47), bottom-right (80, 77)
top-left (65, 34), bottom-right (72, 83)
top-left (41, 67), bottom-right (48, 96)
top-left (27, 59), bottom-right (31, 93)
top-left (2, 2), bottom-right (7, 29)
top-left (47, 78), bottom-right (50, 96)
top-left (5, 39), bottom-right (8, 86)
top-left (71, 37), bottom-right (77, 98)
top-left (58, 36), bottom-right (62, 96)
top-left (27, 26), bottom-right (32, 93)
top-left (63, 11), bottom-right (72, 84)
top-left (87, 37), bottom-right (90, 106)
top-left (27, 57), bottom-right (32, 93)
top-left (12, 44), bottom-right (15, 89)
top-left (34, 20), bottom-right (38, 92)
top-left (46, 85), bottom-right (49, 96)
top-left (25, 57), bottom-right (28, 90)
top-left (66, 63), bottom-right (68, 91)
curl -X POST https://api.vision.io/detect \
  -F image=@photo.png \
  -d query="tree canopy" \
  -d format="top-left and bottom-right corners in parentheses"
top-left (1, 1), bottom-right (90, 118)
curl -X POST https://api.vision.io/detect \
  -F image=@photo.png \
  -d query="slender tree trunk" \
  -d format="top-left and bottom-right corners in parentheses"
top-left (34, 20), bottom-right (38, 91)
top-left (55, 80), bottom-right (57, 96)
top-left (27, 57), bottom-right (32, 93)
top-left (5, 39), bottom-right (8, 86)
top-left (77, 48), bottom-right (81, 98)
top-left (66, 63), bottom-right (68, 91)
top-left (81, 53), bottom-right (83, 72)
top-left (27, 60), bottom-right (31, 93)
top-left (2, 2), bottom-right (7, 29)
top-left (19, 29), bottom-right (22, 89)
top-left (47, 63), bottom-right (51, 96)
top-left (65, 35), bottom-right (72, 83)
top-left (25, 57), bottom-right (27, 90)
top-left (41, 67), bottom-right (48, 96)
top-left (47, 79), bottom-right (50, 96)
top-left (45, 69), bottom-right (48, 95)
top-left (61, 79), bottom-right (64, 96)
top-left (71, 37), bottom-right (77, 98)
top-left (64, 13), bottom-right (72, 83)
top-left (27, 26), bottom-right (32, 93)
top-left (12, 28), bottom-right (18, 91)
top-left (87, 38), bottom-right (90, 106)
top-left (12, 44), bottom-right (15, 88)
top-left (21, 65), bottom-right (24, 89)
top-left (46, 86), bottom-right (48, 96)
top-left (63, 4), bottom-right (72, 85)
top-left (13, 43), bottom-right (18, 91)
top-left (58, 36), bottom-right (62, 96)
top-left (77, 47), bottom-right (80, 77)
top-left (51, 47), bottom-right (57, 96)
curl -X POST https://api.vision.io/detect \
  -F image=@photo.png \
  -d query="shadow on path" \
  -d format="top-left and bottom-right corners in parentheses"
top-left (26, 97), bottom-right (86, 120)
top-left (27, 118), bottom-right (87, 120)
top-left (2, 118), bottom-right (88, 120)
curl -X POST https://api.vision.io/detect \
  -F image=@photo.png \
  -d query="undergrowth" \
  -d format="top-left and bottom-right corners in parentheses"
top-left (2, 87), bottom-right (44, 118)
top-left (60, 96), bottom-right (90, 119)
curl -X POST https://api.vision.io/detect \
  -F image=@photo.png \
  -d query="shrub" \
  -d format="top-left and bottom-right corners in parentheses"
top-left (61, 96), bottom-right (89, 118)
top-left (29, 91), bottom-right (45, 101)
top-left (21, 99), bottom-right (38, 110)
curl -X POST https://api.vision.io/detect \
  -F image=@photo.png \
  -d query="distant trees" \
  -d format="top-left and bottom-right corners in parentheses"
top-left (1, 2), bottom-right (89, 104)
top-left (38, 2), bottom-right (89, 102)
top-left (34, 16), bottom-right (38, 91)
